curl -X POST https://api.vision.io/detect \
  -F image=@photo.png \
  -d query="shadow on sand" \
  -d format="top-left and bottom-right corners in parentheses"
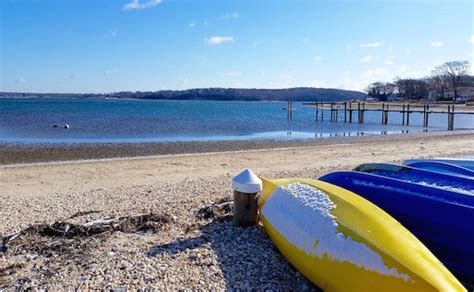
top-left (147, 219), bottom-right (319, 290)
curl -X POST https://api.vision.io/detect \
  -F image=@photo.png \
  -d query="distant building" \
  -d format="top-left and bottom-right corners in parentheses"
top-left (386, 93), bottom-right (400, 101)
top-left (427, 90), bottom-right (438, 101)
top-left (444, 87), bottom-right (474, 102)
top-left (444, 91), bottom-right (455, 100)
top-left (460, 87), bottom-right (474, 102)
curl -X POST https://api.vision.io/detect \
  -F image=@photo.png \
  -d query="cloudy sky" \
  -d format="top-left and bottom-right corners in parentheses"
top-left (1, 0), bottom-right (473, 93)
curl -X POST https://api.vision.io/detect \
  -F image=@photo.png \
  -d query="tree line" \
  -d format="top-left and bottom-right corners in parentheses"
top-left (366, 61), bottom-right (472, 102)
top-left (1, 87), bottom-right (367, 102)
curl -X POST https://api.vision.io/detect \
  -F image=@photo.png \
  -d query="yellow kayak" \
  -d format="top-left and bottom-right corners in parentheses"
top-left (259, 178), bottom-right (465, 291)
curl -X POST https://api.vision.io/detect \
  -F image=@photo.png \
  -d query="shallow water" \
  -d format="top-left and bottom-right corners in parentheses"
top-left (0, 98), bottom-right (472, 144)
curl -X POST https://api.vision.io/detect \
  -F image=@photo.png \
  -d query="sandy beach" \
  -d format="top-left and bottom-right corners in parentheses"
top-left (1, 131), bottom-right (474, 289)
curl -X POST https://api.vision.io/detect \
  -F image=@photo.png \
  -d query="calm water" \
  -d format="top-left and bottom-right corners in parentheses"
top-left (0, 98), bottom-right (473, 144)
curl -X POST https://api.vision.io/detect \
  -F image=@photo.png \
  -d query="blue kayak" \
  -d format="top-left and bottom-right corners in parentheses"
top-left (319, 170), bottom-right (474, 283)
top-left (404, 161), bottom-right (474, 178)
top-left (353, 163), bottom-right (474, 195)
top-left (404, 158), bottom-right (474, 171)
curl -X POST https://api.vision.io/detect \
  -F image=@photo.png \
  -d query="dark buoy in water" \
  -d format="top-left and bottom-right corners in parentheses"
top-left (64, 124), bottom-right (70, 129)
top-left (53, 124), bottom-right (58, 128)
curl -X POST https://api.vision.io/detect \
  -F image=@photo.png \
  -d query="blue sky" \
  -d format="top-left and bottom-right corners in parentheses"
top-left (1, 0), bottom-right (473, 93)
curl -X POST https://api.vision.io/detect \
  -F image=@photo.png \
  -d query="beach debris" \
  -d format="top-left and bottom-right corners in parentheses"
top-left (196, 197), bottom-right (233, 220)
top-left (0, 213), bottom-right (172, 254)
top-left (67, 210), bottom-right (101, 219)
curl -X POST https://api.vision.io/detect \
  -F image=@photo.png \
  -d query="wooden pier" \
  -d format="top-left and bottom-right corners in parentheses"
top-left (301, 101), bottom-right (474, 131)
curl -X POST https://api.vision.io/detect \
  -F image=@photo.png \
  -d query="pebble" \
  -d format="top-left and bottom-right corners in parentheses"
top-left (1, 172), bottom-right (319, 290)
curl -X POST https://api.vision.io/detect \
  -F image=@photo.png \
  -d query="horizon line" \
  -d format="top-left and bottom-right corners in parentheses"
top-left (0, 86), bottom-right (367, 95)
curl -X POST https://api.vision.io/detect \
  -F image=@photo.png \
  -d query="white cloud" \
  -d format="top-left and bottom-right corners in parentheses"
top-left (362, 68), bottom-right (385, 79)
top-left (430, 40), bottom-right (443, 48)
top-left (360, 55), bottom-right (373, 63)
top-left (206, 36), bottom-right (234, 46)
top-left (15, 77), bottom-right (27, 84)
top-left (310, 80), bottom-right (325, 88)
top-left (123, 0), bottom-right (162, 11)
top-left (360, 42), bottom-right (381, 48)
top-left (189, 22), bottom-right (196, 28)
top-left (279, 74), bottom-right (293, 81)
top-left (104, 68), bottom-right (118, 76)
top-left (178, 77), bottom-right (190, 88)
top-left (223, 72), bottom-right (242, 77)
top-left (385, 56), bottom-right (394, 65)
top-left (387, 46), bottom-right (393, 51)
top-left (396, 64), bottom-right (423, 78)
top-left (105, 30), bottom-right (118, 38)
top-left (302, 38), bottom-right (311, 43)
top-left (338, 78), bottom-right (369, 91)
top-left (405, 48), bottom-right (415, 53)
top-left (469, 35), bottom-right (474, 44)
top-left (224, 13), bottom-right (239, 19)
top-left (268, 74), bottom-right (294, 88)
top-left (198, 56), bottom-right (208, 64)
top-left (313, 56), bottom-right (323, 62)
top-left (345, 44), bottom-right (353, 50)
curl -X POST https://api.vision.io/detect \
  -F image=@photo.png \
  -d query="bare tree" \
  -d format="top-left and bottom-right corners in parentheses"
top-left (430, 67), bottom-right (450, 100)
top-left (432, 61), bottom-right (471, 100)
top-left (395, 78), bottom-right (429, 100)
top-left (365, 82), bottom-right (396, 101)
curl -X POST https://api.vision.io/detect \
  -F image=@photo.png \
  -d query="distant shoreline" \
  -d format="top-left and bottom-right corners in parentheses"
top-left (0, 87), bottom-right (367, 102)
top-left (1, 130), bottom-right (473, 165)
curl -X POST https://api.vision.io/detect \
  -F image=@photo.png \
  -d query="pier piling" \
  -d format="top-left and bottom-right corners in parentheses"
top-left (301, 101), bottom-right (469, 130)
top-left (448, 105), bottom-right (455, 131)
top-left (357, 102), bottom-right (361, 123)
top-left (349, 102), bottom-right (353, 123)
top-left (402, 104), bottom-right (406, 125)
top-left (425, 105), bottom-right (430, 127)
top-left (344, 102), bottom-right (347, 122)
top-left (406, 104), bottom-right (410, 126)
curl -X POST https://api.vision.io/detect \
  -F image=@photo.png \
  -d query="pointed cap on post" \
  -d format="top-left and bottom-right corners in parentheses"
top-left (232, 169), bottom-right (262, 194)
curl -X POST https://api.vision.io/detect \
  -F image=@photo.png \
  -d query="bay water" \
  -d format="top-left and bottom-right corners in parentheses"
top-left (0, 98), bottom-right (472, 144)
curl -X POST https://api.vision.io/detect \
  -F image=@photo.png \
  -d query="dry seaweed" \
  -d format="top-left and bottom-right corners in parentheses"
top-left (196, 198), bottom-right (233, 221)
top-left (1, 213), bottom-right (172, 255)
top-left (67, 210), bottom-right (101, 219)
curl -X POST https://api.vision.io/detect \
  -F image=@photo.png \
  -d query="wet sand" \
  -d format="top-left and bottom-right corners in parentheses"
top-left (1, 130), bottom-right (473, 165)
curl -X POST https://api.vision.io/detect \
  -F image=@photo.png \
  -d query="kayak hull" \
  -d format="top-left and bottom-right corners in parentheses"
top-left (404, 158), bottom-right (474, 171)
top-left (403, 161), bottom-right (474, 178)
top-left (353, 163), bottom-right (474, 195)
top-left (319, 171), bottom-right (474, 283)
top-left (258, 178), bottom-right (465, 291)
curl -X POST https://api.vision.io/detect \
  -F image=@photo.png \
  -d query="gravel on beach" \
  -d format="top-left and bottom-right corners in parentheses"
top-left (1, 131), bottom-right (474, 289)
top-left (1, 172), bottom-right (320, 290)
